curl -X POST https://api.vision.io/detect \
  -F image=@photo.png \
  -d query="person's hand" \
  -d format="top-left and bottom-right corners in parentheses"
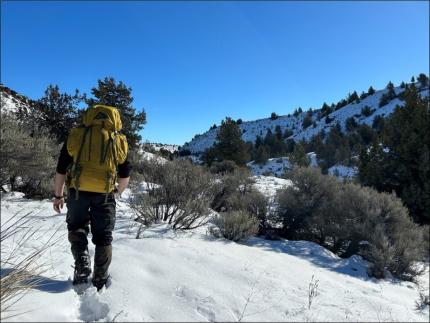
top-left (53, 196), bottom-right (64, 213)
top-left (113, 188), bottom-right (120, 199)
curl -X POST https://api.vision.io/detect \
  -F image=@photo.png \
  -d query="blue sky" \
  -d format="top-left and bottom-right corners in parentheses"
top-left (1, 1), bottom-right (429, 145)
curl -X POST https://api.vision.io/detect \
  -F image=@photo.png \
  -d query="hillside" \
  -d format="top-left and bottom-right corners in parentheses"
top-left (0, 84), bottom-right (32, 115)
top-left (2, 183), bottom-right (429, 322)
top-left (181, 82), bottom-right (429, 155)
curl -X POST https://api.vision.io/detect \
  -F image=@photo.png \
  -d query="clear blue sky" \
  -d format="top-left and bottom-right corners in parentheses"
top-left (1, 1), bottom-right (429, 145)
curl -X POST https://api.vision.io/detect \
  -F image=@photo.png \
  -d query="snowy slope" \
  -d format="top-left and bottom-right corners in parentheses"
top-left (182, 84), bottom-right (429, 154)
top-left (1, 87), bottom-right (32, 115)
top-left (1, 190), bottom-right (429, 322)
top-left (144, 142), bottom-right (180, 153)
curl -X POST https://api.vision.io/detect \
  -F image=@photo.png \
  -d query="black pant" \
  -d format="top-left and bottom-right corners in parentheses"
top-left (66, 189), bottom-right (116, 246)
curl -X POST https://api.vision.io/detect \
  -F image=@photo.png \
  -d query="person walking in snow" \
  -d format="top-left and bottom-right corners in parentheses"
top-left (52, 105), bottom-right (131, 291)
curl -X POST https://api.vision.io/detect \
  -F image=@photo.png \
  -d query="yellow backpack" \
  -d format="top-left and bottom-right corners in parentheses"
top-left (66, 105), bottom-right (128, 199)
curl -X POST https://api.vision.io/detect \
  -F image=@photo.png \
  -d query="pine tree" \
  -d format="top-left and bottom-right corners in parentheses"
top-left (255, 145), bottom-right (269, 165)
top-left (386, 81), bottom-right (395, 90)
top-left (360, 91), bottom-right (368, 100)
top-left (255, 135), bottom-right (263, 148)
top-left (360, 86), bottom-right (430, 224)
top-left (417, 73), bottom-right (429, 88)
top-left (213, 117), bottom-right (250, 166)
top-left (411, 76), bottom-right (415, 83)
top-left (289, 142), bottom-right (310, 167)
top-left (275, 125), bottom-right (283, 140)
top-left (367, 86), bottom-right (376, 95)
top-left (302, 113), bottom-right (312, 129)
top-left (321, 102), bottom-right (331, 116)
top-left (382, 86), bottom-right (430, 223)
top-left (87, 77), bottom-right (147, 148)
top-left (283, 128), bottom-right (293, 139)
top-left (22, 85), bottom-right (84, 144)
top-left (270, 112), bottom-right (278, 120)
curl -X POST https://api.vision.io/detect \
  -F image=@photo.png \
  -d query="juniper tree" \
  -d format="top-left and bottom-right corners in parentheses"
top-left (18, 85), bottom-right (84, 144)
top-left (212, 118), bottom-right (250, 166)
top-left (87, 77), bottom-right (147, 148)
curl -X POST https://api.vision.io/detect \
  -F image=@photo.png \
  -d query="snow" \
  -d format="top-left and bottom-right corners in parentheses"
top-left (247, 157), bottom-right (292, 177)
top-left (144, 142), bottom-right (180, 153)
top-left (1, 191), bottom-right (429, 322)
top-left (252, 175), bottom-right (292, 198)
top-left (1, 91), bottom-right (21, 114)
top-left (247, 153), bottom-right (317, 177)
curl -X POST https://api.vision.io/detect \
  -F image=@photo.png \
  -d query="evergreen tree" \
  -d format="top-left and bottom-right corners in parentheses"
top-left (87, 77), bottom-right (147, 148)
top-left (345, 117), bottom-right (358, 132)
top-left (302, 113), bottom-right (312, 129)
top-left (417, 73), bottom-right (429, 88)
top-left (347, 91), bottom-right (359, 104)
top-left (212, 117), bottom-right (250, 166)
top-left (255, 145), bottom-right (269, 165)
top-left (289, 142), bottom-right (310, 167)
top-left (21, 85), bottom-right (84, 144)
top-left (283, 128), bottom-right (293, 139)
top-left (321, 102), bottom-right (331, 116)
top-left (270, 112), bottom-right (278, 120)
top-left (372, 115), bottom-right (385, 133)
top-left (360, 91), bottom-right (368, 100)
top-left (359, 86), bottom-right (430, 224)
top-left (386, 81), bottom-right (394, 90)
top-left (255, 135), bottom-right (263, 148)
top-left (411, 76), bottom-right (415, 83)
top-left (367, 86), bottom-right (376, 95)
top-left (275, 125), bottom-right (283, 140)
top-left (361, 105), bottom-right (373, 117)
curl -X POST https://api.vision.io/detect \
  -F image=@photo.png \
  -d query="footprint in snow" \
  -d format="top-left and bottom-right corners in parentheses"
top-left (78, 287), bottom-right (109, 322)
top-left (174, 285), bottom-right (216, 322)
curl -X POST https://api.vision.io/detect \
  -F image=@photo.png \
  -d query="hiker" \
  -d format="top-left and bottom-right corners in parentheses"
top-left (52, 105), bottom-right (131, 290)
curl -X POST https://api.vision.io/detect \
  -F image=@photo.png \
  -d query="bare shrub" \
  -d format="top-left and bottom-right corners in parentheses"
top-left (209, 160), bottom-right (238, 175)
top-left (211, 210), bottom-right (259, 242)
top-left (275, 167), bottom-right (427, 280)
top-left (276, 167), bottom-right (338, 241)
top-left (308, 275), bottom-right (319, 309)
top-left (210, 167), bottom-right (254, 212)
top-left (224, 188), bottom-right (269, 235)
top-left (130, 158), bottom-right (215, 230)
top-left (415, 289), bottom-right (430, 311)
top-left (0, 113), bottom-right (59, 198)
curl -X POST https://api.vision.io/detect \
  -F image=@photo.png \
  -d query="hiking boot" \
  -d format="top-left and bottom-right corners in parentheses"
top-left (92, 245), bottom-right (112, 291)
top-left (92, 274), bottom-right (110, 291)
top-left (72, 254), bottom-right (92, 285)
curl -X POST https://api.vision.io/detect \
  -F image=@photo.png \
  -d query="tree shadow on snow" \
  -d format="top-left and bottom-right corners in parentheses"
top-left (0, 268), bottom-right (72, 293)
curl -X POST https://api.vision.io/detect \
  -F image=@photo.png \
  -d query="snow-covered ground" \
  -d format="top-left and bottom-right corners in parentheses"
top-left (1, 188), bottom-right (429, 322)
top-left (247, 152), bottom-right (319, 177)
top-left (247, 157), bottom-right (292, 177)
